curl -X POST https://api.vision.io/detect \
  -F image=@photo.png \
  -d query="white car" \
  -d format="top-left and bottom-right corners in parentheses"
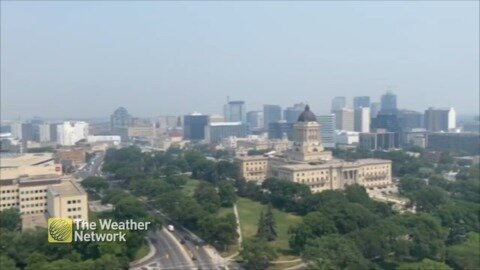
top-left (167, 225), bottom-right (174, 232)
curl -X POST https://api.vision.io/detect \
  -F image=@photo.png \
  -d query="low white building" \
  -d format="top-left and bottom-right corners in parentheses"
top-left (335, 130), bottom-right (359, 148)
top-left (87, 135), bottom-right (121, 145)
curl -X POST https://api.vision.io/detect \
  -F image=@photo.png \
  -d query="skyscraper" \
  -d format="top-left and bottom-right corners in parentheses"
top-left (246, 111), bottom-right (263, 129)
top-left (424, 107), bottom-right (456, 132)
top-left (183, 113), bottom-right (209, 140)
top-left (380, 91), bottom-right (397, 112)
top-left (284, 103), bottom-right (306, 123)
top-left (317, 114), bottom-right (335, 148)
top-left (399, 110), bottom-right (424, 132)
top-left (354, 107), bottom-right (371, 133)
top-left (370, 102), bottom-right (381, 118)
top-left (263, 105), bottom-right (282, 129)
top-left (110, 107), bottom-right (132, 131)
top-left (10, 122), bottom-right (35, 141)
top-left (353, 96), bottom-right (370, 108)
top-left (331, 96), bottom-right (346, 112)
top-left (334, 108), bottom-right (354, 131)
top-left (224, 101), bottom-right (246, 122)
top-left (268, 121), bottom-right (294, 140)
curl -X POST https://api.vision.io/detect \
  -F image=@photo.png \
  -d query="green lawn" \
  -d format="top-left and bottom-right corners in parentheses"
top-left (217, 206), bottom-right (234, 217)
top-left (236, 197), bottom-right (302, 256)
top-left (181, 178), bottom-right (201, 197)
top-left (133, 243), bottom-right (150, 261)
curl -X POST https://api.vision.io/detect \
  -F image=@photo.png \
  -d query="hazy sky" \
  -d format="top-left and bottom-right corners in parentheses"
top-left (1, 1), bottom-right (479, 120)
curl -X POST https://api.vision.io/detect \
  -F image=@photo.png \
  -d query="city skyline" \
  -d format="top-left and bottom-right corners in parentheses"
top-left (1, 1), bottom-right (479, 119)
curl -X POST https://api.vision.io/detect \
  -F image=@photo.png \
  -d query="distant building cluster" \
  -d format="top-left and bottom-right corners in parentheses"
top-left (235, 106), bottom-right (393, 193)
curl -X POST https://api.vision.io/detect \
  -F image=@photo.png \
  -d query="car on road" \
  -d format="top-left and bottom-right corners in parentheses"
top-left (167, 225), bottom-right (174, 232)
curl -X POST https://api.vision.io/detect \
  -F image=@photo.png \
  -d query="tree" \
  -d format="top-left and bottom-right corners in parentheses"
top-left (165, 175), bottom-right (188, 188)
top-left (446, 232), bottom-right (480, 270)
top-left (256, 205), bottom-right (277, 241)
top-left (80, 177), bottom-right (109, 196)
top-left (256, 210), bottom-right (266, 240)
top-left (0, 255), bottom-right (19, 270)
top-left (0, 208), bottom-right (21, 231)
top-left (344, 184), bottom-right (375, 212)
top-left (398, 176), bottom-right (426, 196)
top-left (303, 212), bottom-right (337, 237)
top-left (392, 213), bottom-right (447, 260)
top-left (302, 235), bottom-right (370, 270)
top-left (198, 214), bottom-right (238, 251)
top-left (219, 180), bottom-right (237, 207)
top-left (263, 204), bottom-right (277, 241)
top-left (240, 239), bottom-right (277, 270)
top-left (411, 185), bottom-right (449, 212)
top-left (397, 259), bottom-right (452, 270)
top-left (288, 223), bottom-right (313, 253)
top-left (194, 181), bottom-right (221, 213)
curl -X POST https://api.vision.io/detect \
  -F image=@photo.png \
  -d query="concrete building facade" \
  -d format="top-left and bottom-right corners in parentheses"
top-left (57, 122), bottom-right (89, 146)
top-left (205, 122), bottom-right (248, 143)
top-left (424, 107), bottom-right (456, 132)
top-left (354, 107), bottom-right (371, 133)
top-left (334, 108), bottom-right (355, 131)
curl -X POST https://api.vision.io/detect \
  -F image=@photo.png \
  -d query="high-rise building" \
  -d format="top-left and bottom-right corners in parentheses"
top-left (57, 122), bottom-right (89, 146)
top-left (110, 107), bottom-right (132, 131)
top-left (246, 111), bottom-right (263, 129)
top-left (38, 122), bottom-right (61, 143)
top-left (10, 122), bottom-right (35, 141)
top-left (205, 122), bottom-right (248, 143)
top-left (39, 123), bottom-right (51, 142)
top-left (183, 113), bottom-right (209, 140)
top-left (399, 110), bottom-right (424, 132)
top-left (354, 107), bottom-right (370, 133)
top-left (370, 102), bottom-right (381, 118)
top-left (268, 121), bottom-right (294, 140)
top-left (334, 108), bottom-right (354, 131)
top-left (284, 103), bottom-right (306, 123)
top-left (353, 96), bottom-right (370, 108)
top-left (157, 116), bottom-right (178, 133)
top-left (263, 105), bottom-right (282, 129)
top-left (331, 96), bottom-right (346, 112)
top-left (359, 130), bottom-right (399, 151)
top-left (224, 101), bottom-right (246, 123)
top-left (424, 107), bottom-right (456, 132)
top-left (372, 112), bottom-right (401, 133)
top-left (380, 91), bottom-right (397, 112)
top-left (317, 114), bottom-right (335, 148)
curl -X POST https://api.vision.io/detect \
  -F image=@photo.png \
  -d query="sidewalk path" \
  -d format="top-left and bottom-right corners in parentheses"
top-left (129, 238), bottom-right (156, 267)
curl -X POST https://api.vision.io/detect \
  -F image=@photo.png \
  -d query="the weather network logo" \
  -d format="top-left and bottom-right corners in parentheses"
top-left (48, 218), bottom-right (73, 243)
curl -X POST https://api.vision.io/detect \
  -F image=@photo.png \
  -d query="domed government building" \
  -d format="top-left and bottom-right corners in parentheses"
top-left (235, 105), bottom-right (392, 193)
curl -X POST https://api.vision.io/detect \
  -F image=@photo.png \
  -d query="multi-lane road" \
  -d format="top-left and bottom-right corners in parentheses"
top-left (75, 151), bottom-right (239, 269)
top-left (131, 229), bottom-right (195, 270)
top-left (74, 152), bottom-right (105, 180)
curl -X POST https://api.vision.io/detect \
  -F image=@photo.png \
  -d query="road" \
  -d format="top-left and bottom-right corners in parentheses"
top-left (131, 229), bottom-right (195, 270)
top-left (78, 151), bottom-right (240, 269)
top-left (144, 204), bottom-right (238, 270)
top-left (74, 152), bottom-right (105, 180)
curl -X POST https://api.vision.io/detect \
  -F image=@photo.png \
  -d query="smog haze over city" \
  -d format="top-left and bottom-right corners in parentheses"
top-left (1, 2), bottom-right (480, 270)
top-left (1, 1), bottom-right (479, 120)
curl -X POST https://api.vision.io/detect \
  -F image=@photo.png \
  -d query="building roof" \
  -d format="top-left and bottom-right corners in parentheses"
top-left (209, 122), bottom-right (243, 126)
top-left (0, 153), bottom-right (55, 168)
top-left (48, 180), bottom-right (86, 197)
top-left (278, 158), bottom-right (391, 171)
top-left (297, 105), bottom-right (317, 122)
